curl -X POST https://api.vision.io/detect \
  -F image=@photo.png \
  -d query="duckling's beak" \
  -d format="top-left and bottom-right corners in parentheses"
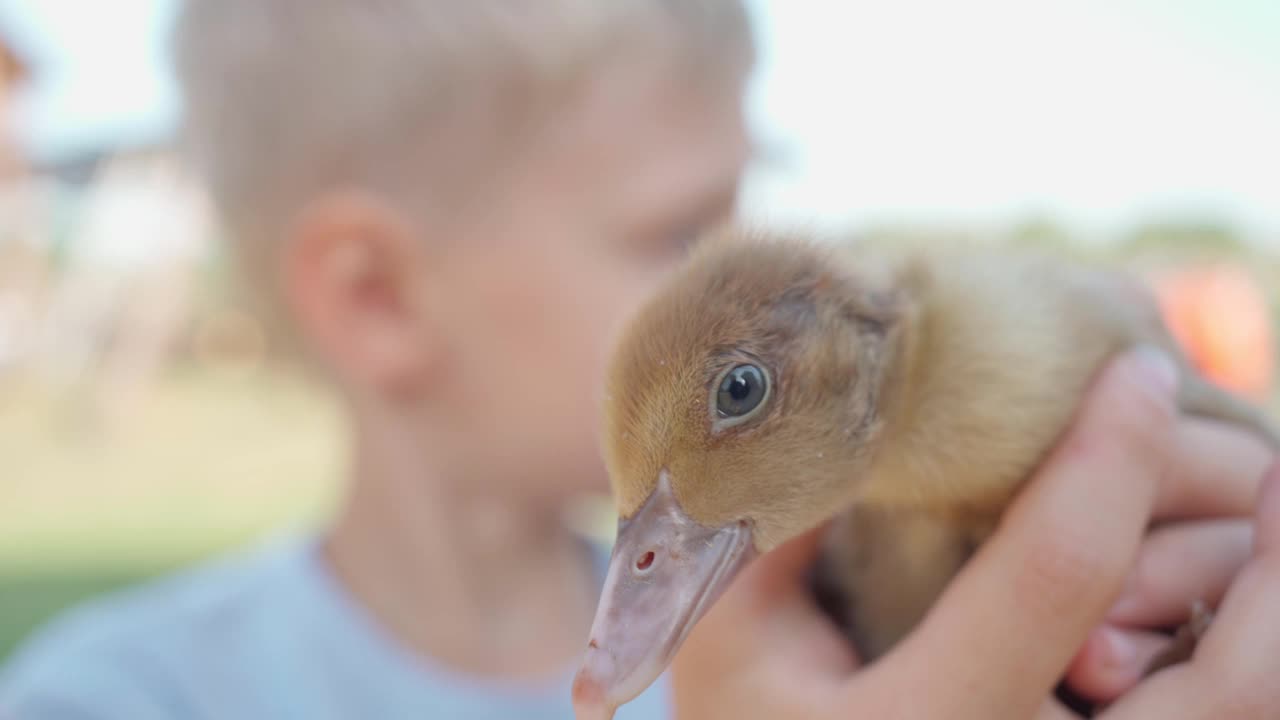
top-left (571, 471), bottom-right (756, 719)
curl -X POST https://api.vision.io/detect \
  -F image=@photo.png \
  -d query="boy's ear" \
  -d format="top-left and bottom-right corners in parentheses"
top-left (283, 191), bottom-right (435, 398)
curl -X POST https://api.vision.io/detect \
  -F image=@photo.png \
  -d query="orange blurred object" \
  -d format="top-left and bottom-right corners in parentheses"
top-left (1150, 264), bottom-right (1276, 401)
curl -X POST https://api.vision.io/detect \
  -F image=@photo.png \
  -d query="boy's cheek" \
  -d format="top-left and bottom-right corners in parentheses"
top-left (443, 241), bottom-right (661, 405)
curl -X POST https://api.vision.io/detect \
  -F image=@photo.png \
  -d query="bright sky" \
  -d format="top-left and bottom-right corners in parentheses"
top-left (0, 0), bottom-right (180, 162)
top-left (2, 0), bottom-right (1277, 240)
top-left (741, 0), bottom-right (1280, 240)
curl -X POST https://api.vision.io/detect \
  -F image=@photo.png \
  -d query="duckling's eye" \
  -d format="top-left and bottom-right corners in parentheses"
top-left (716, 364), bottom-right (769, 420)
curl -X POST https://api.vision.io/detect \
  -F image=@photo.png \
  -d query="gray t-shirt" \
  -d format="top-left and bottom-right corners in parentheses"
top-left (0, 533), bottom-right (670, 720)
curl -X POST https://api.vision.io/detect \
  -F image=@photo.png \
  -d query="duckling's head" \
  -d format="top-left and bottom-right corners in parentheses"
top-left (572, 229), bottom-right (906, 716)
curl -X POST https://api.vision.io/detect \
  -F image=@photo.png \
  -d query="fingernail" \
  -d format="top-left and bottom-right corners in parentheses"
top-left (1128, 345), bottom-right (1178, 398)
top-left (1101, 627), bottom-right (1138, 668)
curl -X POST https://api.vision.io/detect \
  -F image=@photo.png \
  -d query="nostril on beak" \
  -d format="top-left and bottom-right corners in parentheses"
top-left (634, 550), bottom-right (655, 572)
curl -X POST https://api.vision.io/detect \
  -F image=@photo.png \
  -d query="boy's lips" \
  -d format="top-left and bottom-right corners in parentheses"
top-left (571, 471), bottom-right (756, 717)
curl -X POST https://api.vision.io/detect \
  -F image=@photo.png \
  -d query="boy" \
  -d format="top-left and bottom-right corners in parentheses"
top-left (0, 0), bottom-right (754, 717)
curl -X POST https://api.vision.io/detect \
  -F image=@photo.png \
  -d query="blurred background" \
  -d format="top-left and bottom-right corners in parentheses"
top-left (0, 0), bottom-right (1276, 660)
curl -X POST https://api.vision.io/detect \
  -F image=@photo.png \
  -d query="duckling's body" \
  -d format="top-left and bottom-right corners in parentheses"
top-left (572, 229), bottom-right (1278, 720)
top-left (808, 243), bottom-right (1276, 659)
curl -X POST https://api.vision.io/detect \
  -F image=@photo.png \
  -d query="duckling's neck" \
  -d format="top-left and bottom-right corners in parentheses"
top-left (856, 252), bottom-right (1084, 520)
top-left (859, 268), bottom-right (949, 510)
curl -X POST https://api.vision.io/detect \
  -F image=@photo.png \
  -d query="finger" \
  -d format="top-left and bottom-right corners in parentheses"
top-left (1100, 555), bottom-right (1280, 719)
top-left (730, 524), bottom-right (828, 609)
top-left (1093, 666), bottom-right (1210, 718)
top-left (1253, 461), bottom-right (1280, 554)
top-left (749, 525), bottom-right (863, 673)
top-left (1035, 698), bottom-right (1086, 720)
top-left (882, 348), bottom-right (1177, 718)
top-left (1113, 464), bottom-right (1280, 718)
top-left (1106, 520), bottom-right (1252, 625)
top-left (757, 523), bottom-right (829, 586)
top-left (1153, 416), bottom-right (1273, 520)
top-left (1192, 463), bottom-right (1280, 681)
top-left (1064, 626), bottom-right (1172, 702)
top-left (674, 523), bottom-right (855, 689)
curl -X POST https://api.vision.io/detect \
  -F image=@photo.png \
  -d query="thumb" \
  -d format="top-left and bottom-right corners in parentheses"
top-left (734, 524), bottom-right (830, 605)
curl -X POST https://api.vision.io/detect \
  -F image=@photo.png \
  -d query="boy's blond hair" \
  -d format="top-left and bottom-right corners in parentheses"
top-left (171, 0), bottom-right (753, 289)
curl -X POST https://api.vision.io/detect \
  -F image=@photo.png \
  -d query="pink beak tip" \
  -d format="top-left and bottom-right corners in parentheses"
top-left (571, 664), bottom-right (615, 720)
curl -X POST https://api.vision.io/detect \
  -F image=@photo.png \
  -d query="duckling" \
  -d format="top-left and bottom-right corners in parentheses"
top-left (571, 228), bottom-right (1279, 720)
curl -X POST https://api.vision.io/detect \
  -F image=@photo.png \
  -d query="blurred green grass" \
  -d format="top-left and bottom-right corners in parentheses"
top-left (0, 367), bottom-right (343, 661)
